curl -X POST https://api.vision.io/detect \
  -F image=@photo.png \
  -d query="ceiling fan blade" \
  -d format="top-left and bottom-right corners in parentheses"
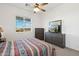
top-left (25, 3), bottom-right (32, 7)
top-left (34, 3), bottom-right (40, 7)
top-left (35, 3), bottom-right (39, 5)
top-left (41, 3), bottom-right (48, 6)
top-left (25, 3), bottom-right (29, 6)
top-left (40, 9), bottom-right (46, 12)
top-left (36, 6), bottom-right (46, 12)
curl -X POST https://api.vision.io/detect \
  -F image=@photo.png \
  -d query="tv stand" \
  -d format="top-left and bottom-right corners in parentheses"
top-left (45, 32), bottom-right (65, 48)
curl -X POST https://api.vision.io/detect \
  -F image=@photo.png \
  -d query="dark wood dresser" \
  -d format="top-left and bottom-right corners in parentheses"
top-left (45, 32), bottom-right (65, 48)
top-left (35, 28), bottom-right (44, 40)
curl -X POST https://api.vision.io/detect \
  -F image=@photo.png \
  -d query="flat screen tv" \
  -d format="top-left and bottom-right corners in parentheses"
top-left (48, 20), bottom-right (62, 33)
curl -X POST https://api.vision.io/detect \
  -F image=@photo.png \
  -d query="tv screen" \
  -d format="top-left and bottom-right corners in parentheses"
top-left (48, 20), bottom-right (62, 33)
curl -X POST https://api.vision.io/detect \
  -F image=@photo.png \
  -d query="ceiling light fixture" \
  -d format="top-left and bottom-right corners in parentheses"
top-left (34, 7), bottom-right (40, 13)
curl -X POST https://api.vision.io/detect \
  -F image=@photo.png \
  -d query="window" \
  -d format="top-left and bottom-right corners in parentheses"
top-left (16, 16), bottom-right (31, 32)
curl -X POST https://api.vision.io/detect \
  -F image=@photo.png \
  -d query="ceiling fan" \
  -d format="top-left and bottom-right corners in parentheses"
top-left (25, 3), bottom-right (48, 13)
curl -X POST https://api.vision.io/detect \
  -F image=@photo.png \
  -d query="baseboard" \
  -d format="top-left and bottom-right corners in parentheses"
top-left (66, 47), bottom-right (79, 52)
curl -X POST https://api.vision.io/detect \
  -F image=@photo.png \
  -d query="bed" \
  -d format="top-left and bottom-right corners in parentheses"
top-left (0, 38), bottom-right (55, 56)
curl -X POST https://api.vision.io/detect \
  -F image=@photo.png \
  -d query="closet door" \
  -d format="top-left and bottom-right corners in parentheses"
top-left (35, 28), bottom-right (44, 40)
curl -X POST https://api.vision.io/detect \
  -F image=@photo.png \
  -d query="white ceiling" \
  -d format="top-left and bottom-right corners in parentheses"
top-left (6, 3), bottom-right (63, 12)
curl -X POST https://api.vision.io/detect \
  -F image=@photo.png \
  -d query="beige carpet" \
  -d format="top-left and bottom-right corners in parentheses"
top-left (51, 44), bottom-right (79, 56)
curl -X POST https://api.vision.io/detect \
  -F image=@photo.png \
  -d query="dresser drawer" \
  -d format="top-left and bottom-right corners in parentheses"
top-left (45, 32), bottom-right (65, 48)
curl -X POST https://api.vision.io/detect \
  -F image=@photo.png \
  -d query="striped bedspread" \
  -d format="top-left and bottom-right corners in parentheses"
top-left (0, 38), bottom-right (55, 56)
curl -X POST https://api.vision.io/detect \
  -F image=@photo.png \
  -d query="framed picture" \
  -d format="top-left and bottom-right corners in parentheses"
top-left (16, 16), bottom-right (31, 32)
top-left (48, 20), bottom-right (62, 33)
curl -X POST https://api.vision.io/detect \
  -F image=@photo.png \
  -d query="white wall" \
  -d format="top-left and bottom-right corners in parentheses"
top-left (42, 3), bottom-right (79, 51)
top-left (0, 4), bottom-right (42, 41)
